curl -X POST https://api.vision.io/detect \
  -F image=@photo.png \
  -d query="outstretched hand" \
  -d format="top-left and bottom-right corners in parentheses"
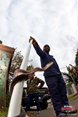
top-left (29, 36), bottom-right (38, 46)
top-left (30, 36), bottom-right (35, 40)
top-left (29, 36), bottom-right (35, 42)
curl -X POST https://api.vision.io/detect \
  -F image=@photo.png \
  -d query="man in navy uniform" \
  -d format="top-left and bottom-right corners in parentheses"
top-left (29, 36), bottom-right (75, 117)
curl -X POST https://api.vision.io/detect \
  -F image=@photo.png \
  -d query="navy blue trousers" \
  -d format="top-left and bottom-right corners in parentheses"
top-left (45, 75), bottom-right (69, 116)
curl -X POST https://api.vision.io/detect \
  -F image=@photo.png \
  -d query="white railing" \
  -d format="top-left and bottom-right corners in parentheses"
top-left (7, 40), bottom-right (32, 117)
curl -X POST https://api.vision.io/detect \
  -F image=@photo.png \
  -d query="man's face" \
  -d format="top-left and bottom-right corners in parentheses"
top-left (43, 45), bottom-right (50, 53)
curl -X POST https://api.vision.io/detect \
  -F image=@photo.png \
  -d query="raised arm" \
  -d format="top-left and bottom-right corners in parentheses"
top-left (29, 36), bottom-right (45, 57)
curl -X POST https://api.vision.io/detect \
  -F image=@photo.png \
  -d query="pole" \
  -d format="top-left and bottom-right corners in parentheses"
top-left (7, 41), bottom-right (32, 117)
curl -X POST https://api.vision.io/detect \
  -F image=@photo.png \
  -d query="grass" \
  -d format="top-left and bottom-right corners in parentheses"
top-left (68, 93), bottom-right (78, 101)
top-left (0, 108), bottom-right (8, 117)
top-left (0, 111), bottom-right (7, 117)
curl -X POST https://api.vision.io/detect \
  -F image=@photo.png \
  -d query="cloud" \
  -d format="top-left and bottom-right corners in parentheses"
top-left (0, 0), bottom-right (78, 73)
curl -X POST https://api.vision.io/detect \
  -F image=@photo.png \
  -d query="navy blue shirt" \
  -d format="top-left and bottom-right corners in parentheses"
top-left (33, 44), bottom-right (61, 78)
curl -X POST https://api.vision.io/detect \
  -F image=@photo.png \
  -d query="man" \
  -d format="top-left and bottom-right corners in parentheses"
top-left (29, 36), bottom-right (75, 117)
top-left (25, 73), bottom-right (44, 113)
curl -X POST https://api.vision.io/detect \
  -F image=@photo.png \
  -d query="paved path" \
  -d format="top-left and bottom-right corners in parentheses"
top-left (25, 99), bottom-right (78, 117)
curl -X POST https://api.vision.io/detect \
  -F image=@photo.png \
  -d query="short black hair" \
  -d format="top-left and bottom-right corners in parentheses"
top-left (44, 44), bottom-right (50, 48)
top-left (43, 44), bottom-right (50, 53)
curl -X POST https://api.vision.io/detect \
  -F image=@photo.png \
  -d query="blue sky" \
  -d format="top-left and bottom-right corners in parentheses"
top-left (0, 0), bottom-right (78, 74)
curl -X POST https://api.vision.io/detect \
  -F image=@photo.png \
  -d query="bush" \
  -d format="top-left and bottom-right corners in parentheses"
top-left (66, 82), bottom-right (73, 88)
top-left (6, 91), bottom-right (11, 107)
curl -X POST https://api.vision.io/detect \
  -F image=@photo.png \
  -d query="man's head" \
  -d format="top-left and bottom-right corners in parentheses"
top-left (43, 44), bottom-right (50, 54)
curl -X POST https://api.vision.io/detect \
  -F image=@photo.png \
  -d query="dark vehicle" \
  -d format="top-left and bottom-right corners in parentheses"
top-left (22, 87), bottom-right (51, 110)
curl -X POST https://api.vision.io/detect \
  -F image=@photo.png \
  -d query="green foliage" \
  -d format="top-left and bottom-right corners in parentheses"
top-left (66, 63), bottom-right (78, 86)
top-left (66, 81), bottom-right (73, 88)
top-left (10, 50), bottom-right (34, 74)
top-left (0, 111), bottom-right (7, 117)
top-left (10, 51), bottom-right (23, 73)
top-left (0, 108), bottom-right (7, 117)
top-left (27, 65), bottom-right (34, 71)
top-left (6, 91), bottom-right (11, 107)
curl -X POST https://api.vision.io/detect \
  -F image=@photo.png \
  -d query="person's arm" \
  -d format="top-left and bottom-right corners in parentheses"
top-left (29, 36), bottom-right (45, 57)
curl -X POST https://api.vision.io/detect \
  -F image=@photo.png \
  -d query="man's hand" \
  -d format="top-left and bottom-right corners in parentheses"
top-left (29, 36), bottom-right (36, 42)
top-left (30, 36), bottom-right (35, 40)
top-left (29, 36), bottom-right (38, 46)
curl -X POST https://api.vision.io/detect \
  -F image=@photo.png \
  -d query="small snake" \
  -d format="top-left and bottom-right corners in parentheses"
top-left (10, 62), bottom-right (53, 94)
